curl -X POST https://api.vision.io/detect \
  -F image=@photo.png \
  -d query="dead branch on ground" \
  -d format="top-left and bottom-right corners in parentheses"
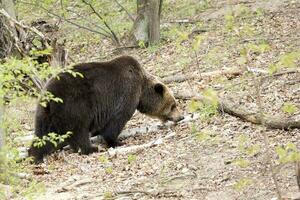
top-left (107, 130), bottom-right (176, 156)
top-left (175, 92), bottom-right (300, 130)
top-left (161, 68), bottom-right (243, 83)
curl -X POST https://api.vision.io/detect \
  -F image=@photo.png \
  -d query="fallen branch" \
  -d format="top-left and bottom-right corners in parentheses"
top-left (161, 68), bottom-right (242, 84)
top-left (18, 113), bottom-right (200, 158)
top-left (175, 92), bottom-right (300, 130)
top-left (114, 189), bottom-right (182, 198)
top-left (107, 130), bottom-right (176, 156)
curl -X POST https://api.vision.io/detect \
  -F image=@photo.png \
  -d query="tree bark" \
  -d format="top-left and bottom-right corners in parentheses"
top-left (0, 0), bottom-right (15, 148)
top-left (0, 105), bottom-right (4, 149)
top-left (0, 0), bottom-right (16, 19)
top-left (129, 0), bottom-right (162, 45)
top-left (0, 0), bottom-right (17, 58)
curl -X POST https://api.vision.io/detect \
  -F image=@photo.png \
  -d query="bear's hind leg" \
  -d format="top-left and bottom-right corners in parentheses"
top-left (101, 117), bottom-right (130, 147)
top-left (69, 130), bottom-right (98, 155)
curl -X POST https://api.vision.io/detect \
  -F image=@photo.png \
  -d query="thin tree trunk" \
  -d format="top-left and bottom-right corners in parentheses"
top-left (129, 0), bottom-right (162, 45)
top-left (148, 0), bottom-right (160, 43)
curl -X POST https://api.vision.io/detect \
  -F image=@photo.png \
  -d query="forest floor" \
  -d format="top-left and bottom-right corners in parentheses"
top-left (11, 0), bottom-right (300, 199)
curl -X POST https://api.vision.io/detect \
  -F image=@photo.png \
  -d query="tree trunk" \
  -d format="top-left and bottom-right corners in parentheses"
top-left (0, 0), bottom-right (17, 58)
top-left (0, 0), bottom-right (16, 19)
top-left (129, 0), bottom-right (162, 45)
top-left (0, 0), bottom-right (15, 148)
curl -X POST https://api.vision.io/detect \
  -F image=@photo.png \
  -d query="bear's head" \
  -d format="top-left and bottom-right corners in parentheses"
top-left (137, 75), bottom-right (184, 123)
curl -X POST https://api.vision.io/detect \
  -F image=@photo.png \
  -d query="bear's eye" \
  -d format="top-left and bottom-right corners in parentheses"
top-left (171, 104), bottom-right (176, 111)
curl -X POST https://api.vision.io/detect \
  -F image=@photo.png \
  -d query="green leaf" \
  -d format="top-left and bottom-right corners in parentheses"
top-left (233, 159), bottom-right (250, 168)
top-left (192, 35), bottom-right (205, 51)
top-left (275, 146), bottom-right (287, 163)
top-left (233, 178), bottom-right (252, 191)
top-left (188, 100), bottom-right (202, 112)
top-left (202, 88), bottom-right (218, 107)
top-left (99, 155), bottom-right (109, 163)
top-left (282, 103), bottom-right (298, 114)
top-left (278, 51), bottom-right (300, 68)
top-left (245, 144), bottom-right (260, 156)
top-left (195, 131), bottom-right (210, 142)
top-left (127, 154), bottom-right (137, 164)
top-left (268, 64), bottom-right (279, 74)
top-left (105, 167), bottom-right (113, 174)
top-left (237, 56), bottom-right (247, 65)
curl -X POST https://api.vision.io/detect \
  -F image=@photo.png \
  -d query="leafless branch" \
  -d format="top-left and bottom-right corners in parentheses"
top-left (81, 0), bottom-right (120, 46)
top-left (113, 0), bottom-right (134, 21)
top-left (18, 1), bottom-right (111, 39)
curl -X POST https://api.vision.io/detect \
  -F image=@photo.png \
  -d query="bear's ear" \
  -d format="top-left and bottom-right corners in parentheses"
top-left (154, 83), bottom-right (164, 96)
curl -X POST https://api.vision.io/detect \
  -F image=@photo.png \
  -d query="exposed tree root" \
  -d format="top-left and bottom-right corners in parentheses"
top-left (175, 92), bottom-right (300, 130)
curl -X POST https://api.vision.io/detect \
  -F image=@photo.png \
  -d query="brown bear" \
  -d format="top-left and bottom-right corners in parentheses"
top-left (28, 55), bottom-right (183, 163)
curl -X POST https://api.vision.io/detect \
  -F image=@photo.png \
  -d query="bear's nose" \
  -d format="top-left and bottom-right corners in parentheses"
top-left (174, 115), bottom-right (184, 122)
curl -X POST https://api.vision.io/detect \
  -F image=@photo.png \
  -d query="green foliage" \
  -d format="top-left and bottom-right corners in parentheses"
top-left (103, 191), bottom-right (114, 200)
top-left (246, 42), bottom-right (271, 54)
top-left (233, 158), bottom-right (250, 168)
top-left (163, 0), bottom-right (212, 19)
top-left (268, 50), bottom-right (300, 74)
top-left (0, 51), bottom-right (81, 198)
top-left (188, 88), bottom-right (218, 121)
top-left (127, 154), bottom-right (137, 164)
top-left (225, 12), bottom-right (235, 32)
top-left (193, 130), bottom-right (219, 145)
top-left (192, 35), bottom-right (205, 52)
top-left (238, 135), bottom-right (260, 156)
top-left (105, 167), bottom-right (113, 174)
top-left (233, 178), bottom-right (253, 191)
top-left (99, 155), bottom-right (109, 163)
top-left (275, 143), bottom-right (300, 164)
top-left (278, 50), bottom-right (300, 68)
top-left (39, 91), bottom-right (63, 108)
top-left (138, 40), bottom-right (146, 48)
top-left (32, 131), bottom-right (72, 148)
top-left (282, 102), bottom-right (298, 115)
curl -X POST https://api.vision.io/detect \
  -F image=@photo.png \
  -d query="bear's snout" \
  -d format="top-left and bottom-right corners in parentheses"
top-left (172, 115), bottom-right (184, 122)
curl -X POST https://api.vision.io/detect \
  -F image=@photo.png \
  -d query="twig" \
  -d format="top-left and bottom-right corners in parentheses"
top-left (18, 1), bottom-right (111, 38)
top-left (65, 8), bottom-right (112, 35)
top-left (113, 0), bottom-right (134, 21)
top-left (256, 77), bottom-right (282, 199)
top-left (0, 9), bottom-right (46, 41)
top-left (81, 0), bottom-right (120, 45)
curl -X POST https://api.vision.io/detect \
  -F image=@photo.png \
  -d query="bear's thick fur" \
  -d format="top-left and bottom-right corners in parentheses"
top-left (29, 56), bottom-right (183, 163)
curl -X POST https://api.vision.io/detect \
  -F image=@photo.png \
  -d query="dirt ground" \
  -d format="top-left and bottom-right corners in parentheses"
top-left (13, 0), bottom-right (300, 199)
